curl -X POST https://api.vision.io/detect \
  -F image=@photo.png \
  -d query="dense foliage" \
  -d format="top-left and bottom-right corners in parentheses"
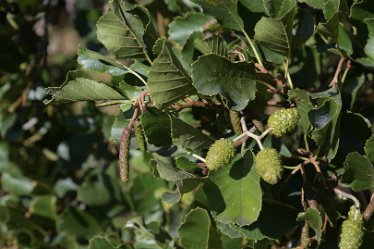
top-left (1, 0), bottom-right (374, 248)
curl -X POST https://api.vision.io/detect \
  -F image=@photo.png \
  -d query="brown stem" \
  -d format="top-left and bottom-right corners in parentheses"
top-left (300, 222), bottom-right (310, 248)
top-left (170, 100), bottom-right (209, 110)
top-left (363, 193), bottom-right (374, 221)
top-left (255, 63), bottom-right (269, 74)
top-left (322, 213), bottom-right (328, 234)
top-left (329, 57), bottom-right (346, 87)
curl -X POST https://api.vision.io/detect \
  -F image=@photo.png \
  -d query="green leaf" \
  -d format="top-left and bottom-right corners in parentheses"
top-left (171, 117), bottom-right (214, 152)
top-left (1, 173), bottom-right (35, 195)
top-left (216, 200), bottom-right (298, 240)
top-left (317, 13), bottom-right (339, 44)
top-left (179, 208), bottom-right (211, 249)
top-left (88, 237), bottom-right (116, 249)
top-left (204, 150), bottom-right (262, 226)
top-left (337, 23), bottom-right (353, 56)
top-left (364, 18), bottom-right (374, 60)
top-left (309, 95), bottom-right (342, 161)
top-left (293, 8), bottom-right (315, 45)
top-left (339, 112), bottom-right (372, 156)
top-left (323, 0), bottom-right (340, 20)
top-left (342, 152), bottom-right (374, 191)
top-left (254, 8), bottom-right (296, 58)
top-left (346, 74), bottom-right (365, 109)
top-left (192, 54), bottom-right (256, 111)
top-left (29, 195), bottom-right (57, 220)
top-left (168, 12), bottom-right (213, 47)
top-left (191, 0), bottom-right (244, 31)
top-left (297, 208), bottom-right (322, 242)
top-left (148, 38), bottom-right (195, 109)
top-left (130, 172), bottom-right (165, 216)
top-left (130, 61), bottom-right (150, 77)
top-left (298, 0), bottom-right (324, 9)
top-left (153, 154), bottom-right (197, 181)
top-left (194, 35), bottom-right (228, 57)
top-left (96, 2), bottom-right (148, 60)
top-left (350, 0), bottom-right (374, 21)
top-left (0, 205), bottom-right (9, 223)
top-left (308, 99), bottom-right (339, 130)
top-left (288, 89), bottom-right (314, 133)
top-left (140, 107), bottom-right (172, 147)
top-left (44, 71), bottom-right (125, 104)
top-left (239, 0), bottom-right (265, 12)
top-left (54, 178), bottom-right (78, 198)
top-left (77, 172), bottom-right (122, 206)
top-left (77, 48), bottom-right (127, 76)
top-left (57, 207), bottom-right (102, 238)
top-left (110, 105), bottom-right (132, 143)
top-left (365, 136), bottom-right (374, 162)
top-left (263, 0), bottom-right (297, 18)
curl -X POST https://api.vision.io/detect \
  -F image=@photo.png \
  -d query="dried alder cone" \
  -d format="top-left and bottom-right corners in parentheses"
top-left (255, 148), bottom-right (283, 185)
top-left (339, 206), bottom-right (364, 249)
top-left (268, 108), bottom-right (299, 137)
top-left (205, 138), bottom-right (235, 171)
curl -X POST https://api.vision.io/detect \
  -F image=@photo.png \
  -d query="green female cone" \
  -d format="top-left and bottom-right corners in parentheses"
top-left (339, 206), bottom-right (364, 249)
top-left (268, 108), bottom-right (299, 137)
top-left (229, 110), bottom-right (242, 135)
top-left (205, 139), bottom-right (235, 171)
top-left (255, 148), bottom-right (283, 185)
top-left (134, 121), bottom-right (147, 151)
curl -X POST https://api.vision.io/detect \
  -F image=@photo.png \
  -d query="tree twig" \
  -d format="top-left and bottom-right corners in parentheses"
top-left (170, 100), bottom-right (209, 110)
top-left (329, 57), bottom-right (346, 87)
top-left (334, 188), bottom-right (360, 208)
top-left (363, 193), bottom-right (374, 221)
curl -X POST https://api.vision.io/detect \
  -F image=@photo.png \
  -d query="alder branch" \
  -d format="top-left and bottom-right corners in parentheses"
top-left (170, 100), bottom-right (209, 110)
top-left (334, 188), bottom-right (360, 208)
top-left (329, 57), bottom-right (346, 87)
top-left (363, 193), bottom-right (374, 221)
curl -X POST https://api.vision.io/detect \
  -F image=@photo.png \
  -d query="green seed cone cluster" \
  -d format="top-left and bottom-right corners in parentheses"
top-left (134, 121), bottom-right (147, 151)
top-left (205, 139), bottom-right (235, 171)
top-left (268, 108), bottom-right (299, 137)
top-left (229, 110), bottom-right (242, 135)
top-left (339, 206), bottom-right (364, 249)
top-left (255, 148), bottom-right (283, 185)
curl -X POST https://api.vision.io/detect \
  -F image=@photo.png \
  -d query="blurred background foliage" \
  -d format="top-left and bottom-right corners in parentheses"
top-left (1, 0), bottom-right (374, 249)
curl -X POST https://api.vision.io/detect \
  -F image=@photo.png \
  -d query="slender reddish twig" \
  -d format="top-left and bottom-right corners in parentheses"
top-left (329, 57), bottom-right (346, 87)
top-left (364, 193), bottom-right (374, 221)
top-left (171, 100), bottom-right (209, 110)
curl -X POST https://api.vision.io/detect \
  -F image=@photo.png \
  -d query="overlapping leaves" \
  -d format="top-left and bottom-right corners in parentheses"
top-left (147, 38), bottom-right (196, 109)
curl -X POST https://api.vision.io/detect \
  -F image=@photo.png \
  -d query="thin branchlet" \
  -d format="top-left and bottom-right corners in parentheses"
top-left (364, 193), bottom-right (374, 221)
